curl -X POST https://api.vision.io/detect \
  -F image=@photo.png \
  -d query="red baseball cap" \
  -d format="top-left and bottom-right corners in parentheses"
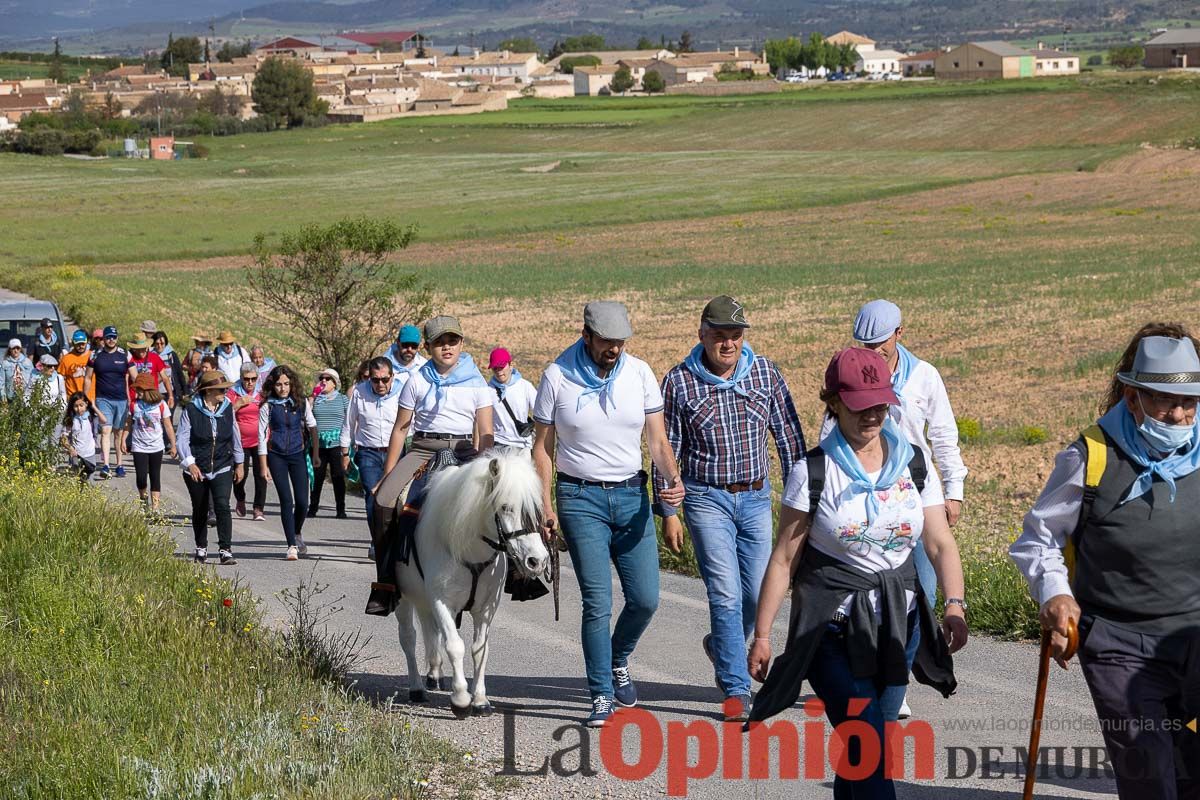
top-left (824, 348), bottom-right (899, 411)
top-left (488, 347), bottom-right (513, 370)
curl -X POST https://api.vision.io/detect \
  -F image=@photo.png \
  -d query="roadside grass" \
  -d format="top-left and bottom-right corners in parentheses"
top-left (0, 460), bottom-right (477, 799)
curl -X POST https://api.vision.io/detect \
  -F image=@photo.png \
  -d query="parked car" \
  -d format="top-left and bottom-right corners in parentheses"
top-left (882, 72), bottom-right (903, 81)
top-left (826, 72), bottom-right (849, 81)
top-left (0, 298), bottom-right (68, 356)
top-left (785, 74), bottom-right (809, 83)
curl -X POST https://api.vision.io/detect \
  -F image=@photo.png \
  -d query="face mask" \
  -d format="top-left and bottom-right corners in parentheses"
top-left (1137, 395), bottom-right (1195, 454)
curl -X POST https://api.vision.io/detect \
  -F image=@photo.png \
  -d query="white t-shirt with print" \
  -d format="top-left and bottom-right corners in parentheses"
top-left (782, 445), bottom-right (944, 614)
top-left (533, 355), bottom-right (664, 482)
top-left (129, 400), bottom-right (170, 454)
top-left (398, 366), bottom-right (493, 436)
top-left (71, 415), bottom-right (98, 459)
top-left (490, 378), bottom-right (537, 449)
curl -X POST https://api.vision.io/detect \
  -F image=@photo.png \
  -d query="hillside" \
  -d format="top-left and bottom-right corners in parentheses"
top-left (5, 0), bottom-right (1198, 55)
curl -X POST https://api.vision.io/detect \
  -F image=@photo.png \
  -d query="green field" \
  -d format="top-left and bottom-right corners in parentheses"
top-left (0, 58), bottom-right (105, 81)
top-left (2, 75), bottom-right (1197, 267)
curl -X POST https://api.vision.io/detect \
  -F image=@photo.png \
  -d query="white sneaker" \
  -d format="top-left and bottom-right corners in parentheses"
top-left (296, 537), bottom-right (308, 557)
top-left (898, 699), bottom-right (912, 719)
top-left (285, 546), bottom-right (298, 561)
top-left (193, 548), bottom-right (207, 563)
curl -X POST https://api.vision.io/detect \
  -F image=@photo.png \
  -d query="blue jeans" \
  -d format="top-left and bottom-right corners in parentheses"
top-left (355, 447), bottom-right (387, 536)
top-left (680, 478), bottom-right (772, 697)
top-left (557, 481), bottom-right (660, 699)
top-left (914, 542), bottom-right (936, 609)
top-left (806, 611), bottom-right (919, 800)
top-left (96, 397), bottom-right (128, 430)
top-left (267, 449), bottom-right (308, 546)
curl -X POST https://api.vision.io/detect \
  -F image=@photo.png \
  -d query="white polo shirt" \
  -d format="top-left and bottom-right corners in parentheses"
top-left (399, 368), bottom-right (492, 436)
top-left (533, 354), bottom-right (664, 482)
top-left (490, 377), bottom-right (538, 448)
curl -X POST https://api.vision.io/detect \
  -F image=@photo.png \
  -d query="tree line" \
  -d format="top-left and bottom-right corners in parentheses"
top-left (764, 34), bottom-right (859, 73)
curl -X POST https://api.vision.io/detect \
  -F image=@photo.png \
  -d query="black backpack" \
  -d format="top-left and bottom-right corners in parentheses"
top-left (805, 444), bottom-right (927, 514)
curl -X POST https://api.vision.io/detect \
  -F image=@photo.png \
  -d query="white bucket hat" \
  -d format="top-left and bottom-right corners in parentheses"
top-left (1117, 336), bottom-right (1200, 396)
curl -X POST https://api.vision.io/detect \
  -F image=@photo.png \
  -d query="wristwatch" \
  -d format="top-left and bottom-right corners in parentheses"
top-left (944, 597), bottom-right (968, 612)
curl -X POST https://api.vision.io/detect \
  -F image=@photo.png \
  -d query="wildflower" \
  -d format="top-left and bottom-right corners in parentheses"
top-left (222, 598), bottom-right (233, 608)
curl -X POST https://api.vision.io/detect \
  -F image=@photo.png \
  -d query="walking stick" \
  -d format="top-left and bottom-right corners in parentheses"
top-left (1022, 618), bottom-right (1079, 800)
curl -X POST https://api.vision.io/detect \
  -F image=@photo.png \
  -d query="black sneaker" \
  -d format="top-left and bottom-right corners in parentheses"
top-left (219, 550), bottom-right (237, 566)
top-left (586, 695), bottom-right (615, 727)
top-left (193, 547), bottom-right (208, 563)
top-left (335, 510), bottom-right (348, 519)
top-left (612, 665), bottom-right (637, 707)
top-left (306, 507), bottom-right (318, 518)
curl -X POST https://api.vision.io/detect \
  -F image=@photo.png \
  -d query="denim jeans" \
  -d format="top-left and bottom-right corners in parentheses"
top-left (680, 478), bottom-right (772, 697)
top-left (355, 447), bottom-right (387, 538)
top-left (557, 481), bottom-right (660, 699)
top-left (806, 610), bottom-right (919, 800)
top-left (914, 543), bottom-right (937, 609)
top-left (266, 448), bottom-right (308, 546)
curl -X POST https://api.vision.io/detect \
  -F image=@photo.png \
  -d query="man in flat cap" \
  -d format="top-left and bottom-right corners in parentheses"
top-left (1011, 331), bottom-right (1200, 799)
top-left (655, 295), bottom-right (806, 721)
top-left (533, 301), bottom-right (685, 727)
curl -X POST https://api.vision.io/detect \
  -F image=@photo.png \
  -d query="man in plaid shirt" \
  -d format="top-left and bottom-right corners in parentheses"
top-left (653, 295), bottom-right (806, 721)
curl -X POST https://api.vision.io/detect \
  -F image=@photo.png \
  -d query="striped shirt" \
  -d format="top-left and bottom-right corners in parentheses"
top-left (312, 392), bottom-right (349, 433)
top-left (652, 355), bottom-right (806, 513)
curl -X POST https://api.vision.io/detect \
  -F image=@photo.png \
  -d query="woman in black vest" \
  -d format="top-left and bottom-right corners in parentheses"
top-left (177, 370), bottom-right (243, 565)
top-left (1011, 328), bottom-right (1200, 800)
top-left (257, 365), bottom-right (318, 561)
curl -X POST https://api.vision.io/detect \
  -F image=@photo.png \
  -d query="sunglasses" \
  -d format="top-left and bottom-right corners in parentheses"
top-left (318, 376), bottom-right (334, 383)
top-left (398, 342), bottom-right (419, 349)
top-left (369, 376), bottom-right (391, 384)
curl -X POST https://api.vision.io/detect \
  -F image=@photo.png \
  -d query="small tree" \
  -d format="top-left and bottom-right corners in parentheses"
top-left (838, 43), bottom-right (858, 71)
top-left (563, 33), bottom-right (606, 51)
top-left (765, 36), bottom-right (802, 72)
top-left (558, 55), bottom-right (602, 74)
top-left (248, 217), bottom-right (433, 380)
top-left (677, 30), bottom-right (694, 53)
top-left (636, 36), bottom-right (656, 50)
top-left (160, 34), bottom-right (203, 77)
top-left (47, 39), bottom-right (66, 83)
top-left (610, 66), bottom-right (634, 93)
top-left (547, 40), bottom-right (564, 59)
top-left (642, 69), bottom-right (665, 93)
top-left (1108, 45), bottom-right (1144, 69)
top-left (252, 56), bottom-right (320, 128)
top-left (498, 37), bottom-right (537, 54)
top-left (216, 41), bottom-right (252, 62)
top-left (1086, 54), bottom-right (1103, 66)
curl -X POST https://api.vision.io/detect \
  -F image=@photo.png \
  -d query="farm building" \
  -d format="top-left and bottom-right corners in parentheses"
top-left (857, 49), bottom-right (905, 73)
top-left (935, 42), bottom-right (1034, 79)
top-left (1031, 45), bottom-right (1079, 75)
top-left (826, 31), bottom-right (876, 52)
top-left (1143, 29), bottom-right (1200, 68)
top-left (573, 65), bottom-right (619, 96)
top-left (901, 50), bottom-right (940, 76)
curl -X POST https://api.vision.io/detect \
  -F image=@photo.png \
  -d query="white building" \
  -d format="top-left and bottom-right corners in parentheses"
top-left (857, 48), bottom-right (905, 74)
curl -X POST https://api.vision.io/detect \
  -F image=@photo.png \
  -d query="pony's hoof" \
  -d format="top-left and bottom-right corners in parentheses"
top-left (425, 675), bottom-right (439, 691)
top-left (409, 689), bottom-right (427, 704)
top-left (439, 676), bottom-right (453, 691)
top-left (471, 703), bottom-right (494, 717)
top-left (450, 703), bottom-right (471, 720)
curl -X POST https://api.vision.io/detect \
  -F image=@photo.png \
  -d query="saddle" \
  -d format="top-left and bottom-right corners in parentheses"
top-left (364, 449), bottom-right (552, 618)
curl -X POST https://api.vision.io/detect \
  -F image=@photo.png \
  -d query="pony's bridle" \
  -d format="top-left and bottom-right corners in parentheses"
top-left (482, 512), bottom-right (540, 556)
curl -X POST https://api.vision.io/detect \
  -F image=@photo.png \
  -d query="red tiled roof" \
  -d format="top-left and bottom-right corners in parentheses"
top-left (340, 31), bottom-right (418, 47)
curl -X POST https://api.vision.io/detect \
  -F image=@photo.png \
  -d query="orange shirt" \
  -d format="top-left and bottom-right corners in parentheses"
top-left (58, 349), bottom-right (94, 401)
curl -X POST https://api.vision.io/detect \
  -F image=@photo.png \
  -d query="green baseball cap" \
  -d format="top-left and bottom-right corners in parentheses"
top-left (424, 315), bottom-right (464, 343)
top-left (701, 295), bottom-right (750, 328)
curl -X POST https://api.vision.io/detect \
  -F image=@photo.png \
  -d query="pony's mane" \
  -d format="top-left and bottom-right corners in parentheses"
top-left (419, 450), bottom-right (544, 562)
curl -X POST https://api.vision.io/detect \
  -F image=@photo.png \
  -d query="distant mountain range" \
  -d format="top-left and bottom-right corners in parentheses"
top-left (2, 0), bottom-right (1194, 54)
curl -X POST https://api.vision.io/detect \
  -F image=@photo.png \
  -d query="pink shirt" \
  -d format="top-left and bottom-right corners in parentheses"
top-left (226, 387), bottom-right (262, 448)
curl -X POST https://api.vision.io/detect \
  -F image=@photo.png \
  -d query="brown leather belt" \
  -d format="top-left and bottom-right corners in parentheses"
top-left (723, 479), bottom-right (764, 494)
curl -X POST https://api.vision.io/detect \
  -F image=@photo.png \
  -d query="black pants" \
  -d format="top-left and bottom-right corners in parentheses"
top-left (266, 448), bottom-right (308, 546)
top-left (184, 469), bottom-right (234, 551)
top-left (133, 450), bottom-right (163, 493)
top-left (72, 455), bottom-right (97, 486)
top-left (233, 456), bottom-right (268, 511)
top-left (1079, 615), bottom-right (1200, 800)
top-left (310, 445), bottom-right (346, 513)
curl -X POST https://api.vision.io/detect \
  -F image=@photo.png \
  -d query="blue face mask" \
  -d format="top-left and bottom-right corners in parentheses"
top-left (1137, 396), bottom-right (1195, 454)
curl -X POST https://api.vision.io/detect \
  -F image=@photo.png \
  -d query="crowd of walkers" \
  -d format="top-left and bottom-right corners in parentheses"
top-left (11, 300), bottom-right (1197, 800)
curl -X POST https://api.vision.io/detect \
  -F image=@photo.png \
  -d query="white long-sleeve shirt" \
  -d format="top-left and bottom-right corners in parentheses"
top-left (1009, 445), bottom-right (1084, 606)
top-left (819, 357), bottom-right (967, 500)
top-left (341, 382), bottom-right (400, 449)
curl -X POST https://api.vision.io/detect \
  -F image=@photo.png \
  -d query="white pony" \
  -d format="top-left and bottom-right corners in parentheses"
top-left (394, 450), bottom-right (550, 717)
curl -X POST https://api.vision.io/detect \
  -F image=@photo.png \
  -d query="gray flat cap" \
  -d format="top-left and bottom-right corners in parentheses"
top-left (584, 301), bottom-right (633, 340)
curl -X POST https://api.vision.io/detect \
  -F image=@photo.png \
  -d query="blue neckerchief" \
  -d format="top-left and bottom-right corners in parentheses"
top-left (314, 389), bottom-right (342, 407)
top-left (555, 338), bottom-right (626, 412)
top-left (891, 343), bottom-right (918, 402)
top-left (826, 417), bottom-right (915, 523)
top-left (133, 399), bottom-right (159, 425)
top-left (267, 396), bottom-right (293, 407)
top-left (683, 342), bottom-right (755, 397)
top-left (1097, 402), bottom-right (1200, 505)
top-left (37, 331), bottom-right (58, 347)
top-left (418, 353), bottom-right (487, 412)
top-left (157, 344), bottom-right (175, 358)
top-left (231, 382), bottom-right (252, 398)
top-left (489, 369), bottom-right (524, 398)
top-left (192, 394), bottom-right (230, 419)
top-left (359, 376), bottom-right (404, 407)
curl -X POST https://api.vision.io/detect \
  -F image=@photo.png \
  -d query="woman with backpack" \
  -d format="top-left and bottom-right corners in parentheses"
top-left (747, 347), bottom-right (968, 800)
top-left (257, 365), bottom-right (318, 560)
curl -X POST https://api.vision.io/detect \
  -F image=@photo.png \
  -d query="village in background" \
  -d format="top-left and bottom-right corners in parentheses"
top-left (0, 25), bottom-right (1195, 157)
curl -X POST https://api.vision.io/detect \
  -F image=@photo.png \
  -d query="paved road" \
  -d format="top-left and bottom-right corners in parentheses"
top-left (10, 285), bottom-right (1116, 797)
top-left (94, 464), bottom-right (1118, 800)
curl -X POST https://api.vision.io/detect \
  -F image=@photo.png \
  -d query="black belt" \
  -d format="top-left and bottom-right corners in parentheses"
top-left (720, 478), bottom-right (764, 494)
top-left (358, 445), bottom-right (389, 452)
top-left (556, 470), bottom-right (646, 490)
top-left (414, 432), bottom-right (472, 441)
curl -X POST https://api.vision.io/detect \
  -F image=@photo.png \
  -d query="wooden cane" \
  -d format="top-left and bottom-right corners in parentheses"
top-left (1022, 618), bottom-right (1079, 800)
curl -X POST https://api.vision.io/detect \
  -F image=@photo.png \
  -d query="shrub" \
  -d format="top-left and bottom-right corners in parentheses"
top-left (958, 544), bottom-right (1040, 639)
top-left (558, 55), bottom-right (601, 74)
top-left (1086, 55), bottom-right (1103, 66)
top-left (1108, 45), bottom-right (1144, 69)
top-left (0, 380), bottom-right (62, 471)
top-left (957, 417), bottom-right (983, 443)
top-left (642, 70), bottom-right (666, 93)
top-left (1021, 425), bottom-right (1048, 445)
